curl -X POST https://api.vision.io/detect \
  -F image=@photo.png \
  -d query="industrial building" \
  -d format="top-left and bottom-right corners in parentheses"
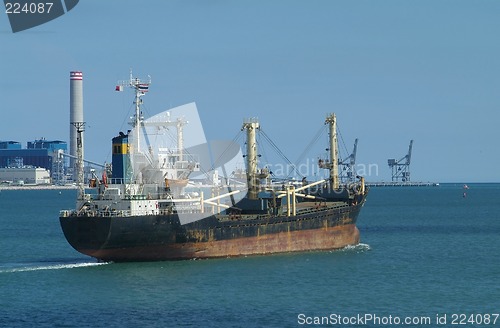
top-left (0, 139), bottom-right (68, 184)
top-left (0, 167), bottom-right (51, 185)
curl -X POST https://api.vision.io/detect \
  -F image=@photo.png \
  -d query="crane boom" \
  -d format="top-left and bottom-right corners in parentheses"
top-left (387, 140), bottom-right (413, 182)
top-left (351, 138), bottom-right (358, 165)
top-left (406, 140), bottom-right (413, 165)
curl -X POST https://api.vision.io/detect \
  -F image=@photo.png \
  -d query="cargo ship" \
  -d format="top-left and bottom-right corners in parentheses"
top-left (59, 73), bottom-right (368, 262)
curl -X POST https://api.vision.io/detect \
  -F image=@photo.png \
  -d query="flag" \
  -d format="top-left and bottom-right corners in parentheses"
top-left (138, 84), bottom-right (149, 93)
top-left (115, 85), bottom-right (123, 91)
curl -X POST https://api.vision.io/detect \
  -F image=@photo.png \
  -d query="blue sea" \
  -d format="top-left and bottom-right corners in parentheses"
top-left (1, 184), bottom-right (499, 327)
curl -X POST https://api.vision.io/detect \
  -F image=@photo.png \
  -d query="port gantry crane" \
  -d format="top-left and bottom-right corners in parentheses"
top-left (388, 140), bottom-right (413, 182)
top-left (339, 138), bottom-right (358, 184)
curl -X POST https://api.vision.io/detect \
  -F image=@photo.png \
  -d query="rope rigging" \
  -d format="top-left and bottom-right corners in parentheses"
top-left (259, 129), bottom-right (304, 179)
top-left (285, 124), bottom-right (328, 180)
top-left (209, 130), bottom-right (244, 172)
top-left (337, 125), bottom-right (350, 162)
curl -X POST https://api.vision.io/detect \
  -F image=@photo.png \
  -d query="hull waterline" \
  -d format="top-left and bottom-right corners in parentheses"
top-left (59, 201), bottom-right (365, 262)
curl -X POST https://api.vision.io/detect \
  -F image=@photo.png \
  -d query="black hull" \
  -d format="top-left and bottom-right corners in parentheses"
top-left (59, 197), bottom-right (366, 261)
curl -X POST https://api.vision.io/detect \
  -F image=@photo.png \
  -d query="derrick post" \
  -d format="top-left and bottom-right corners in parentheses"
top-left (325, 114), bottom-right (339, 189)
top-left (242, 119), bottom-right (260, 199)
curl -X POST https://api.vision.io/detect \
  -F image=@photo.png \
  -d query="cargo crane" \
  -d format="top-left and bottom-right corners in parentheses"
top-left (388, 140), bottom-right (413, 182)
top-left (339, 138), bottom-right (358, 184)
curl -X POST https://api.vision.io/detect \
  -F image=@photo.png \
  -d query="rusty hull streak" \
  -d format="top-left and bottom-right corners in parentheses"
top-left (82, 224), bottom-right (359, 261)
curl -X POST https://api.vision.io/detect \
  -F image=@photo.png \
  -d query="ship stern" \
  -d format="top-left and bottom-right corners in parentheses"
top-left (59, 215), bottom-right (112, 259)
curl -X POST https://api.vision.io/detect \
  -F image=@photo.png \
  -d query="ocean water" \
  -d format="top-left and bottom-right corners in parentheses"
top-left (0, 185), bottom-right (499, 327)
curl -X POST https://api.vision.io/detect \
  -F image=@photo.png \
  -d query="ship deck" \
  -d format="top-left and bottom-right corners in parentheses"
top-left (215, 201), bottom-right (348, 223)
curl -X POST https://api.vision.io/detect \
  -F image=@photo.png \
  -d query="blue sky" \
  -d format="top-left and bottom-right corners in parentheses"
top-left (1, 0), bottom-right (499, 182)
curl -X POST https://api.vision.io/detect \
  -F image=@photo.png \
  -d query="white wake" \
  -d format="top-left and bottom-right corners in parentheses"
top-left (0, 261), bottom-right (109, 273)
top-left (340, 243), bottom-right (371, 253)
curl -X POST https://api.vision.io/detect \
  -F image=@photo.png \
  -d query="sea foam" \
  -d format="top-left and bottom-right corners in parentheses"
top-left (0, 261), bottom-right (108, 273)
top-left (340, 242), bottom-right (371, 253)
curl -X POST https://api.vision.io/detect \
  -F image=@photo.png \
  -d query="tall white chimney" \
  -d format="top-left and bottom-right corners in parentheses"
top-left (69, 71), bottom-right (83, 180)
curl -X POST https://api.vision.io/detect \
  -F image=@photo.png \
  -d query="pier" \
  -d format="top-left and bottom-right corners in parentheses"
top-left (366, 181), bottom-right (439, 187)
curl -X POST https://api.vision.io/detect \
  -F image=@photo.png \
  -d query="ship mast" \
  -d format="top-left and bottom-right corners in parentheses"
top-left (177, 118), bottom-right (185, 161)
top-left (117, 70), bottom-right (151, 153)
top-left (325, 113), bottom-right (339, 189)
top-left (242, 118), bottom-right (260, 199)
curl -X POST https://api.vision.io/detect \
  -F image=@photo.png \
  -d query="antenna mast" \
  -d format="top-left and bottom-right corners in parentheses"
top-left (116, 70), bottom-right (151, 153)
